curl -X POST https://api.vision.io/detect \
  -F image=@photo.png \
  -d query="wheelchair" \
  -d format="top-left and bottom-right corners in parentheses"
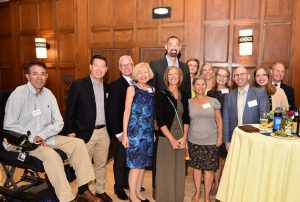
top-left (0, 90), bottom-right (75, 201)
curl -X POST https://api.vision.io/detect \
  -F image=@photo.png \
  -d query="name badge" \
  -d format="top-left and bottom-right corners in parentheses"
top-left (147, 87), bottom-right (153, 93)
top-left (32, 109), bottom-right (41, 117)
top-left (248, 100), bottom-right (258, 108)
top-left (202, 103), bottom-right (211, 109)
top-left (221, 88), bottom-right (229, 94)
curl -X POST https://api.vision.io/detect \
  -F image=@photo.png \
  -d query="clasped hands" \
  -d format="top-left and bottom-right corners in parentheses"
top-left (170, 137), bottom-right (186, 150)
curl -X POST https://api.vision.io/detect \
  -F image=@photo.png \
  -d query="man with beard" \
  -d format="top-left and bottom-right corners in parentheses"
top-left (149, 36), bottom-right (191, 199)
top-left (149, 36), bottom-right (191, 98)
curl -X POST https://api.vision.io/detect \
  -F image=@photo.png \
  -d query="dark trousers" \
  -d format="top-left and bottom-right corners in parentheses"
top-left (113, 137), bottom-right (129, 191)
top-left (152, 133), bottom-right (159, 189)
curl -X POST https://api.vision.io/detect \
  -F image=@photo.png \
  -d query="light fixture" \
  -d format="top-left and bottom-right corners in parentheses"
top-left (238, 29), bottom-right (253, 56)
top-left (152, 7), bottom-right (171, 19)
top-left (35, 38), bottom-right (47, 59)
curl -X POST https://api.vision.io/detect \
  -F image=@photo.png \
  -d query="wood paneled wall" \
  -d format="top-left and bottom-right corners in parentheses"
top-left (0, 0), bottom-right (300, 110)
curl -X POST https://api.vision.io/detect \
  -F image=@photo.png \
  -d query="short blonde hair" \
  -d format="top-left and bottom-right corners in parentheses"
top-left (132, 62), bottom-right (154, 81)
top-left (163, 66), bottom-right (183, 87)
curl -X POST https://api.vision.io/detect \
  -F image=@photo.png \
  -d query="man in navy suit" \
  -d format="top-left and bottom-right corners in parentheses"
top-left (107, 55), bottom-right (133, 200)
top-left (223, 66), bottom-right (270, 150)
top-left (63, 55), bottom-right (112, 202)
top-left (271, 62), bottom-right (295, 110)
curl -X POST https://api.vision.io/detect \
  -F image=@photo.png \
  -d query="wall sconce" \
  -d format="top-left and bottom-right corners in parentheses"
top-left (238, 29), bottom-right (253, 56)
top-left (35, 38), bottom-right (48, 59)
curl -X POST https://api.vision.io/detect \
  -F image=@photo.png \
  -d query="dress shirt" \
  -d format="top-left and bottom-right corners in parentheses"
top-left (166, 55), bottom-right (179, 67)
top-left (272, 81), bottom-right (281, 88)
top-left (4, 82), bottom-right (64, 144)
top-left (90, 75), bottom-right (106, 126)
top-left (238, 84), bottom-right (249, 109)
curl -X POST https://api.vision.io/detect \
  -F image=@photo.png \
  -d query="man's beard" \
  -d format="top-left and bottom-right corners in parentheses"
top-left (170, 49), bottom-right (178, 57)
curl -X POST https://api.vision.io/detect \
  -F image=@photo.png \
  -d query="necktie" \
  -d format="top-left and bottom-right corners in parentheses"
top-left (238, 90), bottom-right (245, 126)
top-left (273, 83), bottom-right (278, 87)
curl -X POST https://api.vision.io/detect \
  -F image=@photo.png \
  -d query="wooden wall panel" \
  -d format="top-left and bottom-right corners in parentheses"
top-left (114, 0), bottom-right (134, 26)
top-left (90, 0), bottom-right (112, 28)
top-left (0, 37), bottom-right (11, 66)
top-left (204, 25), bottom-right (229, 62)
top-left (20, 2), bottom-right (37, 32)
top-left (136, 0), bottom-right (158, 26)
top-left (43, 33), bottom-right (56, 63)
top-left (45, 68), bottom-right (58, 98)
top-left (59, 68), bottom-right (75, 112)
top-left (160, 26), bottom-right (185, 44)
top-left (113, 29), bottom-right (133, 43)
top-left (56, 0), bottom-right (74, 30)
top-left (58, 33), bottom-right (75, 64)
top-left (21, 35), bottom-right (36, 64)
top-left (233, 25), bottom-right (260, 65)
top-left (263, 23), bottom-right (291, 64)
top-left (0, 69), bottom-right (15, 90)
top-left (38, 0), bottom-right (55, 30)
top-left (92, 48), bottom-right (131, 82)
top-left (92, 30), bottom-right (111, 45)
top-left (136, 28), bottom-right (158, 43)
top-left (0, 4), bottom-right (10, 34)
top-left (235, 0), bottom-right (260, 19)
top-left (266, 0), bottom-right (293, 18)
top-left (205, 0), bottom-right (230, 20)
top-left (162, 0), bottom-right (185, 23)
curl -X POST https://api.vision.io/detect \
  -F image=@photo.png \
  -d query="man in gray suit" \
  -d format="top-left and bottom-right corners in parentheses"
top-left (223, 66), bottom-right (270, 150)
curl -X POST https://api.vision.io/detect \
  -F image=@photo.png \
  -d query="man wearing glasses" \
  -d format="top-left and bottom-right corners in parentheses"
top-left (107, 55), bottom-right (133, 200)
top-left (4, 62), bottom-right (100, 202)
top-left (223, 66), bottom-right (269, 150)
top-left (63, 55), bottom-right (112, 202)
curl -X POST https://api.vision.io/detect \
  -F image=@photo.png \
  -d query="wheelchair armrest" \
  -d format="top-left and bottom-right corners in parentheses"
top-left (0, 129), bottom-right (27, 146)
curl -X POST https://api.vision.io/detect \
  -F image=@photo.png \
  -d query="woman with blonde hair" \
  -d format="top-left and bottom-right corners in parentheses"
top-left (253, 66), bottom-right (289, 110)
top-left (188, 76), bottom-right (222, 202)
top-left (199, 63), bottom-right (215, 92)
top-left (123, 62), bottom-right (155, 202)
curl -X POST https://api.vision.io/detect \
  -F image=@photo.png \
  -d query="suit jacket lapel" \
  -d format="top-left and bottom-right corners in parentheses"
top-left (86, 77), bottom-right (97, 113)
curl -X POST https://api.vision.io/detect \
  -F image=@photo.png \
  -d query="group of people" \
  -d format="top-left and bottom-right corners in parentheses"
top-left (2, 35), bottom-right (295, 202)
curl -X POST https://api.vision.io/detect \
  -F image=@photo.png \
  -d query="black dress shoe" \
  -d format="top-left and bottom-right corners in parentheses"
top-left (114, 189), bottom-right (129, 200)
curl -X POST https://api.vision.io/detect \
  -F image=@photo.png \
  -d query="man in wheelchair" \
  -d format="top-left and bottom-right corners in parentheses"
top-left (2, 62), bottom-right (102, 202)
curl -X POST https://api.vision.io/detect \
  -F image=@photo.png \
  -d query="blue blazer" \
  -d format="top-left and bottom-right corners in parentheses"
top-left (223, 86), bottom-right (270, 142)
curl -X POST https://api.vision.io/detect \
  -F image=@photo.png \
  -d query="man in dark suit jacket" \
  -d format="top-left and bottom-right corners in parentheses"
top-left (271, 62), bottom-right (295, 110)
top-left (63, 55), bottom-right (112, 202)
top-left (148, 36), bottom-right (191, 198)
top-left (223, 66), bottom-right (270, 149)
top-left (149, 36), bottom-right (191, 98)
top-left (107, 55), bottom-right (133, 200)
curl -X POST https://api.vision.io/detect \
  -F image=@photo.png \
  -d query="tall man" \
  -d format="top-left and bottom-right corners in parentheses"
top-left (149, 36), bottom-right (191, 98)
top-left (63, 55), bottom-right (112, 202)
top-left (223, 66), bottom-right (270, 149)
top-left (4, 62), bottom-right (100, 202)
top-left (271, 62), bottom-right (295, 110)
top-left (107, 55), bottom-right (133, 200)
top-left (148, 36), bottom-right (191, 198)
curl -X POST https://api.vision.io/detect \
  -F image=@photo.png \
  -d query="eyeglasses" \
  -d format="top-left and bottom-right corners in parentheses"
top-left (233, 73), bottom-right (248, 78)
top-left (217, 74), bottom-right (229, 79)
top-left (120, 63), bottom-right (133, 68)
top-left (168, 73), bottom-right (179, 77)
top-left (29, 72), bottom-right (48, 78)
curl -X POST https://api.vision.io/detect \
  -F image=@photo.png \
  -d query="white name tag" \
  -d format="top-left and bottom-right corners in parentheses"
top-left (147, 87), bottom-right (153, 93)
top-left (221, 88), bottom-right (229, 94)
top-left (202, 103), bottom-right (211, 109)
top-left (32, 109), bottom-right (41, 117)
top-left (248, 100), bottom-right (258, 108)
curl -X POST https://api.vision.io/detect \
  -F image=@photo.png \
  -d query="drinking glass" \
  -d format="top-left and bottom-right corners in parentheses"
top-left (260, 112), bottom-right (268, 132)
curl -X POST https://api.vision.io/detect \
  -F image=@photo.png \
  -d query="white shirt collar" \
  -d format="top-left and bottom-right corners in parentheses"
top-left (122, 75), bottom-right (132, 85)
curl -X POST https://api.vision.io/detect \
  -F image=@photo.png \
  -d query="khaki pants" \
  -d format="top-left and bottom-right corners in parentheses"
top-left (86, 127), bottom-right (110, 194)
top-left (30, 135), bottom-right (95, 202)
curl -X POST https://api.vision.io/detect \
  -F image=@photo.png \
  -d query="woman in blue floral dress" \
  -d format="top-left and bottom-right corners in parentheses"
top-left (123, 62), bottom-right (155, 202)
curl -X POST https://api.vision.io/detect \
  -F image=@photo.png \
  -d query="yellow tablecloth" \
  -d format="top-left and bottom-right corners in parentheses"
top-left (216, 127), bottom-right (300, 202)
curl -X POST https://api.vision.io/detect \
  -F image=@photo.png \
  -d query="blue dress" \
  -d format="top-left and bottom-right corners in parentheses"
top-left (126, 85), bottom-right (155, 168)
